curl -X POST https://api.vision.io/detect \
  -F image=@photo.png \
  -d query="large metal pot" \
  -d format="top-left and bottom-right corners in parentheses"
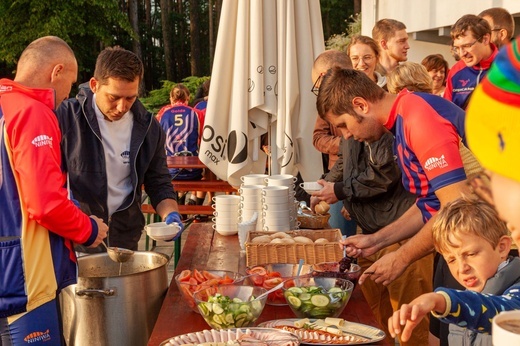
top-left (61, 251), bottom-right (169, 346)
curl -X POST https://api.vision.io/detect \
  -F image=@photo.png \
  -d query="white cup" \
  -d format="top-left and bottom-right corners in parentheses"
top-left (212, 216), bottom-right (240, 224)
top-left (212, 203), bottom-right (240, 213)
top-left (263, 215), bottom-right (293, 224)
top-left (262, 224), bottom-right (290, 232)
top-left (493, 310), bottom-right (520, 345)
top-left (212, 195), bottom-right (241, 204)
top-left (262, 195), bottom-right (291, 205)
top-left (213, 210), bottom-right (239, 218)
top-left (241, 174), bottom-right (268, 186)
top-left (262, 186), bottom-right (289, 197)
top-left (212, 223), bottom-right (239, 236)
top-left (265, 174), bottom-right (297, 187)
top-left (262, 203), bottom-right (289, 214)
top-left (241, 208), bottom-right (261, 217)
top-left (239, 185), bottom-right (264, 195)
top-left (239, 201), bottom-right (263, 210)
top-left (263, 208), bottom-right (290, 216)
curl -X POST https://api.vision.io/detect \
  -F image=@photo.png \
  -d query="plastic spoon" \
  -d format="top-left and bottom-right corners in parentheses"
top-left (296, 259), bottom-right (304, 277)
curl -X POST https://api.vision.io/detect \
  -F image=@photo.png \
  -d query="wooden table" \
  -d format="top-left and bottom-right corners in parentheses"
top-left (166, 156), bottom-right (217, 181)
top-left (147, 223), bottom-right (392, 345)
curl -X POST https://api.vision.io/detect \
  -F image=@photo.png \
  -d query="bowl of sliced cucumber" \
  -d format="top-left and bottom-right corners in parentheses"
top-left (193, 285), bottom-right (268, 330)
top-left (283, 277), bottom-right (354, 319)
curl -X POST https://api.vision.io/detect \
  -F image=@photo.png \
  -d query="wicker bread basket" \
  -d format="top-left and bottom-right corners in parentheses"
top-left (245, 229), bottom-right (343, 267)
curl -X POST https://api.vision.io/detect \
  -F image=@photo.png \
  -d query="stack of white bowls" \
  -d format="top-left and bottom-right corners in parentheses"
top-left (261, 185), bottom-right (291, 232)
top-left (239, 174), bottom-right (268, 230)
top-left (239, 185), bottom-right (264, 229)
top-left (212, 195), bottom-right (241, 235)
top-left (264, 174), bottom-right (299, 230)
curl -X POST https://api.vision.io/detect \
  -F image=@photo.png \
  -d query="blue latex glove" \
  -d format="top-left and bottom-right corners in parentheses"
top-left (164, 211), bottom-right (184, 241)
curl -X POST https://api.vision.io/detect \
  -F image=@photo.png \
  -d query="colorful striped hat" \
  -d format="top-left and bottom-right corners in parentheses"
top-left (466, 38), bottom-right (520, 182)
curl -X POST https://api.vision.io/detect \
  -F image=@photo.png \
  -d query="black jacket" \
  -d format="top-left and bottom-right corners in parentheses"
top-left (56, 86), bottom-right (176, 250)
top-left (326, 132), bottom-right (415, 234)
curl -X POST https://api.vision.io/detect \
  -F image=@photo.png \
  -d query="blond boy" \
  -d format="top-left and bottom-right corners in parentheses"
top-left (388, 197), bottom-right (520, 345)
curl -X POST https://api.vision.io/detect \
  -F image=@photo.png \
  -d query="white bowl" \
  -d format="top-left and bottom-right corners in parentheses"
top-left (145, 222), bottom-right (180, 241)
top-left (300, 182), bottom-right (323, 193)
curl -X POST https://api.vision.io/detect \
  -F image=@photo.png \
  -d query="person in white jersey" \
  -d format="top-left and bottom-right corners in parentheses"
top-left (57, 47), bottom-right (182, 251)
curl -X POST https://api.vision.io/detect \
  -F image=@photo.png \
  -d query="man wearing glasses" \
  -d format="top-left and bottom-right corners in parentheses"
top-left (311, 50), bottom-right (357, 237)
top-left (445, 14), bottom-right (498, 110)
top-left (479, 7), bottom-right (515, 49)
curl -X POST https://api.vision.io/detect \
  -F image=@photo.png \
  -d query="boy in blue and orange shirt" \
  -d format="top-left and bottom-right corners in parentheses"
top-left (389, 197), bottom-right (520, 345)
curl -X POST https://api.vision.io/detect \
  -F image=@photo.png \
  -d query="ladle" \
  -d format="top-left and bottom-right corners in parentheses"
top-left (101, 241), bottom-right (134, 263)
top-left (299, 201), bottom-right (313, 212)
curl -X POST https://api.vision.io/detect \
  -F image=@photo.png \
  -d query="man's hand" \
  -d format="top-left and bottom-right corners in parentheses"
top-left (311, 179), bottom-right (338, 204)
top-left (359, 250), bottom-right (408, 286)
top-left (388, 293), bottom-right (443, 342)
top-left (340, 233), bottom-right (380, 258)
top-left (310, 195), bottom-right (321, 212)
top-left (165, 211), bottom-right (185, 241)
top-left (89, 215), bottom-right (108, 248)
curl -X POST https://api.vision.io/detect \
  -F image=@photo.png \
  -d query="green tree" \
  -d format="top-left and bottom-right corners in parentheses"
top-left (0, 0), bottom-right (133, 81)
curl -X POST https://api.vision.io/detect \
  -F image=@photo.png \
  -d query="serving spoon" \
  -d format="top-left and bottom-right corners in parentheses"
top-left (255, 281), bottom-right (285, 301)
top-left (100, 241), bottom-right (134, 263)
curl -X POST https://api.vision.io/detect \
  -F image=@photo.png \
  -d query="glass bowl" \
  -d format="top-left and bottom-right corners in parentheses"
top-left (312, 262), bottom-right (362, 287)
top-left (175, 269), bottom-right (245, 313)
top-left (193, 285), bottom-right (267, 329)
top-left (246, 263), bottom-right (314, 306)
top-left (283, 277), bottom-right (354, 319)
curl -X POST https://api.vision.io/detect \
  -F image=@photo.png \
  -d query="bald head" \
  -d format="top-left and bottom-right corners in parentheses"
top-left (15, 36), bottom-right (78, 106)
top-left (312, 50), bottom-right (352, 87)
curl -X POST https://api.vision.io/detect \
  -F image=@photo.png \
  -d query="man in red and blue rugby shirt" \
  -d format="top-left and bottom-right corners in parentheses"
top-left (0, 36), bottom-right (108, 345)
top-left (444, 14), bottom-right (498, 110)
top-left (316, 67), bottom-right (471, 342)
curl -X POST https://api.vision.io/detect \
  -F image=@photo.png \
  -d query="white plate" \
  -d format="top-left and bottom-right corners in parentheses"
top-left (159, 327), bottom-right (299, 345)
top-left (258, 318), bottom-right (386, 345)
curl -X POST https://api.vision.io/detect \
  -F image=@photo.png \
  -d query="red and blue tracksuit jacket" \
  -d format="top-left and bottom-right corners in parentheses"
top-left (385, 89), bottom-right (467, 222)
top-left (444, 44), bottom-right (498, 109)
top-left (0, 79), bottom-right (97, 318)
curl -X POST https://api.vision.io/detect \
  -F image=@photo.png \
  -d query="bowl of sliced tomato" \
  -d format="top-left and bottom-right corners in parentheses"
top-left (246, 264), bottom-right (314, 306)
top-left (175, 269), bottom-right (245, 313)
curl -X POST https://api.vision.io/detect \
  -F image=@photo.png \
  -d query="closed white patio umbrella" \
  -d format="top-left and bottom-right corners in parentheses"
top-left (200, 0), bottom-right (325, 187)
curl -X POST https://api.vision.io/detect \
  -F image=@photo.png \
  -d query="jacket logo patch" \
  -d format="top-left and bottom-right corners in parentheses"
top-left (31, 135), bottom-right (53, 148)
top-left (24, 329), bottom-right (51, 343)
top-left (459, 79), bottom-right (470, 87)
top-left (424, 155), bottom-right (448, 171)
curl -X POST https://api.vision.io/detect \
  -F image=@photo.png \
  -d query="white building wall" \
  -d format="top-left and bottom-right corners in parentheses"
top-left (361, 0), bottom-right (520, 66)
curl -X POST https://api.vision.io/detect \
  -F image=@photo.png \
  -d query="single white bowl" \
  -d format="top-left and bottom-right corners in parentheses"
top-left (145, 222), bottom-right (181, 241)
top-left (299, 182), bottom-right (323, 194)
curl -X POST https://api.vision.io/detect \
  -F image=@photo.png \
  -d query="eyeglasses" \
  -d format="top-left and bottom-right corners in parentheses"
top-left (451, 36), bottom-right (482, 55)
top-left (350, 55), bottom-right (375, 65)
top-left (467, 171), bottom-right (494, 206)
top-left (311, 73), bottom-right (323, 96)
